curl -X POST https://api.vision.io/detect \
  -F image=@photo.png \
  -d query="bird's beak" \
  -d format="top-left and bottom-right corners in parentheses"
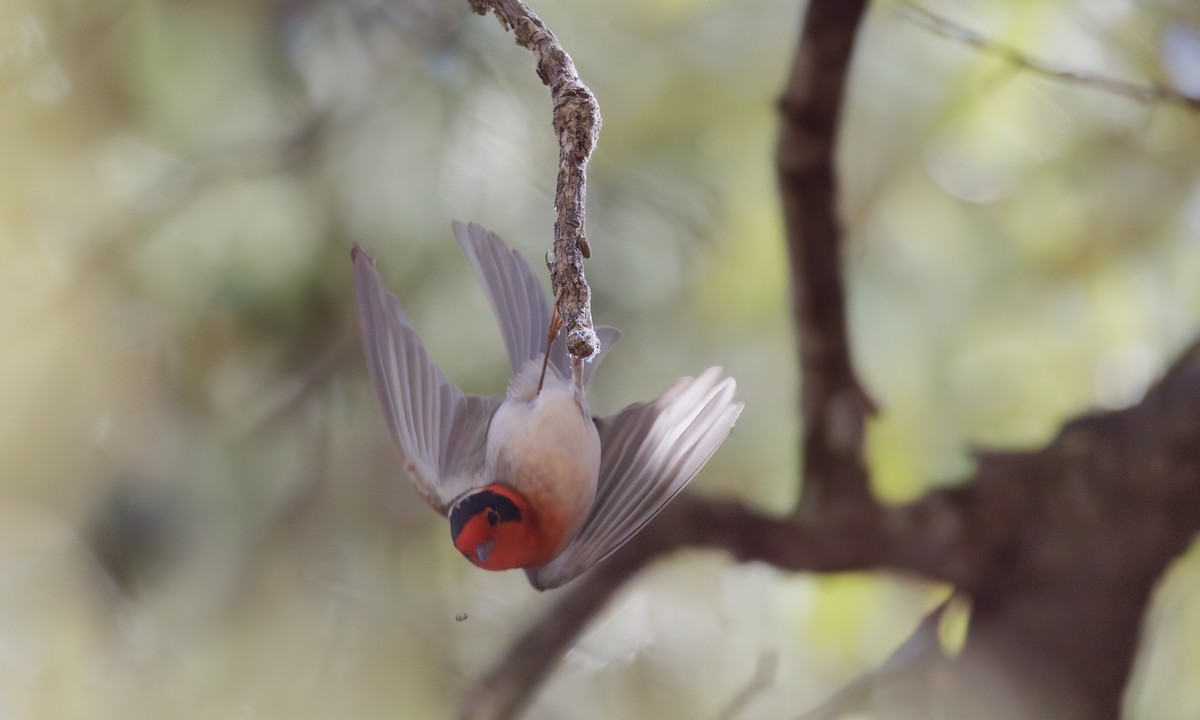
top-left (476, 540), bottom-right (495, 563)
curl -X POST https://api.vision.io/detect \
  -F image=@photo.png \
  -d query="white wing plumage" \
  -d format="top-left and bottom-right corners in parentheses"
top-left (527, 368), bottom-right (743, 590)
top-left (353, 246), bottom-right (501, 513)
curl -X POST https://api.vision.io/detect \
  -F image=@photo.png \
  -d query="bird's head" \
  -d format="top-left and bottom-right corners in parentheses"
top-left (449, 485), bottom-right (542, 571)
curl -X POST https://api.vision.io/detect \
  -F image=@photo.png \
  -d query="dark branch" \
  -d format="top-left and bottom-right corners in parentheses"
top-left (459, 481), bottom-right (977, 720)
top-left (459, 525), bottom-right (652, 720)
top-left (458, 1), bottom-right (1200, 717)
top-left (461, 338), bottom-right (1200, 719)
top-left (903, 4), bottom-right (1200, 111)
top-left (776, 0), bottom-right (876, 511)
top-left (467, 0), bottom-right (601, 359)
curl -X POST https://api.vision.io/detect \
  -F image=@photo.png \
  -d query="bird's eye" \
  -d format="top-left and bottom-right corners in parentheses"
top-left (486, 509), bottom-right (499, 526)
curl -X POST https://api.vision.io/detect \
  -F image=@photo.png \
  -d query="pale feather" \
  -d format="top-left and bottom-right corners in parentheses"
top-left (527, 368), bottom-right (743, 590)
top-left (352, 247), bottom-right (500, 512)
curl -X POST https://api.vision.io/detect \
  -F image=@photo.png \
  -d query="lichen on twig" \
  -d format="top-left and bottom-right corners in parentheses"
top-left (467, 0), bottom-right (602, 359)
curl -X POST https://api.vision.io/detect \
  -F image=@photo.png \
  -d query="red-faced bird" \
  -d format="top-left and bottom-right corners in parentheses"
top-left (352, 222), bottom-right (741, 589)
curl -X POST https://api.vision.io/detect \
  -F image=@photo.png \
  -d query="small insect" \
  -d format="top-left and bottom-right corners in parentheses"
top-left (353, 222), bottom-right (742, 589)
top-left (455, 613), bottom-right (468, 622)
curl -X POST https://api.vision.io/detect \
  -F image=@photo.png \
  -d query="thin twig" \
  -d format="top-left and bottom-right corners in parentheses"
top-left (796, 597), bottom-right (951, 720)
top-left (459, 529), bottom-right (652, 720)
top-left (467, 0), bottom-right (601, 359)
top-left (903, 4), bottom-right (1200, 111)
top-left (775, 0), bottom-right (877, 511)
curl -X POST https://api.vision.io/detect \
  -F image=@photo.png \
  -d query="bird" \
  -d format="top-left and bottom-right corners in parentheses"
top-left (352, 221), bottom-right (742, 590)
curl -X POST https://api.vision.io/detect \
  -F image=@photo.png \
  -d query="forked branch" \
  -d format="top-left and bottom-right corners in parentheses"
top-left (776, 0), bottom-right (876, 511)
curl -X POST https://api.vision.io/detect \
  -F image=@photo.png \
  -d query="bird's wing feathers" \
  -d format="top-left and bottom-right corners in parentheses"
top-left (582, 326), bottom-right (621, 386)
top-left (453, 220), bottom-right (618, 381)
top-left (527, 368), bottom-right (743, 590)
top-left (549, 325), bottom-right (621, 387)
top-left (453, 221), bottom-right (551, 377)
top-left (353, 246), bottom-right (501, 513)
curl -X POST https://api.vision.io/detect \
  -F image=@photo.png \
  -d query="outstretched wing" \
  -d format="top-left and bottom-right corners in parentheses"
top-left (453, 221), bottom-right (552, 377)
top-left (353, 246), bottom-right (501, 513)
top-left (452, 221), bottom-right (618, 384)
top-left (527, 368), bottom-right (742, 590)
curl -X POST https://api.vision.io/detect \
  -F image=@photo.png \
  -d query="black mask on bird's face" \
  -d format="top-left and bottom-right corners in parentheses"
top-left (449, 487), bottom-right (525, 569)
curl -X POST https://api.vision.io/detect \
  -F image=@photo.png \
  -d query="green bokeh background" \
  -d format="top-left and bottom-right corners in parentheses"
top-left (2, 0), bottom-right (1199, 717)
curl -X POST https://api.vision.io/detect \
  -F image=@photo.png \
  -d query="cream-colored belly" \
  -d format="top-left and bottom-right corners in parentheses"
top-left (487, 375), bottom-right (600, 552)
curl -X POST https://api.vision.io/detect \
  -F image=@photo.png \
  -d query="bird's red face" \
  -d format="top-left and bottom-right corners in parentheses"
top-left (450, 485), bottom-right (549, 571)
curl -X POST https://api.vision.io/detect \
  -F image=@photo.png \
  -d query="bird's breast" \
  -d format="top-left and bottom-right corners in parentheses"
top-left (487, 379), bottom-right (600, 555)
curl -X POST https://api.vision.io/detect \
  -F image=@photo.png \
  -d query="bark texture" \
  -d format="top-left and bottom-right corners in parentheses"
top-left (460, 2), bottom-right (1200, 719)
top-left (468, 0), bottom-right (601, 359)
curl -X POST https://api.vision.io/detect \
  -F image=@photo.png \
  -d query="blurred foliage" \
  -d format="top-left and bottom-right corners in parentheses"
top-left (1, 0), bottom-right (1199, 717)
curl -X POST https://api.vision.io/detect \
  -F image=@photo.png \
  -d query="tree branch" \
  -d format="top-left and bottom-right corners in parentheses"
top-left (461, 338), bottom-right (1200, 719)
top-left (458, 1), bottom-right (1200, 717)
top-left (776, 0), bottom-right (876, 511)
top-left (903, 4), bottom-right (1200, 111)
top-left (467, 0), bottom-right (601, 359)
top-left (459, 473), bottom-right (981, 720)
